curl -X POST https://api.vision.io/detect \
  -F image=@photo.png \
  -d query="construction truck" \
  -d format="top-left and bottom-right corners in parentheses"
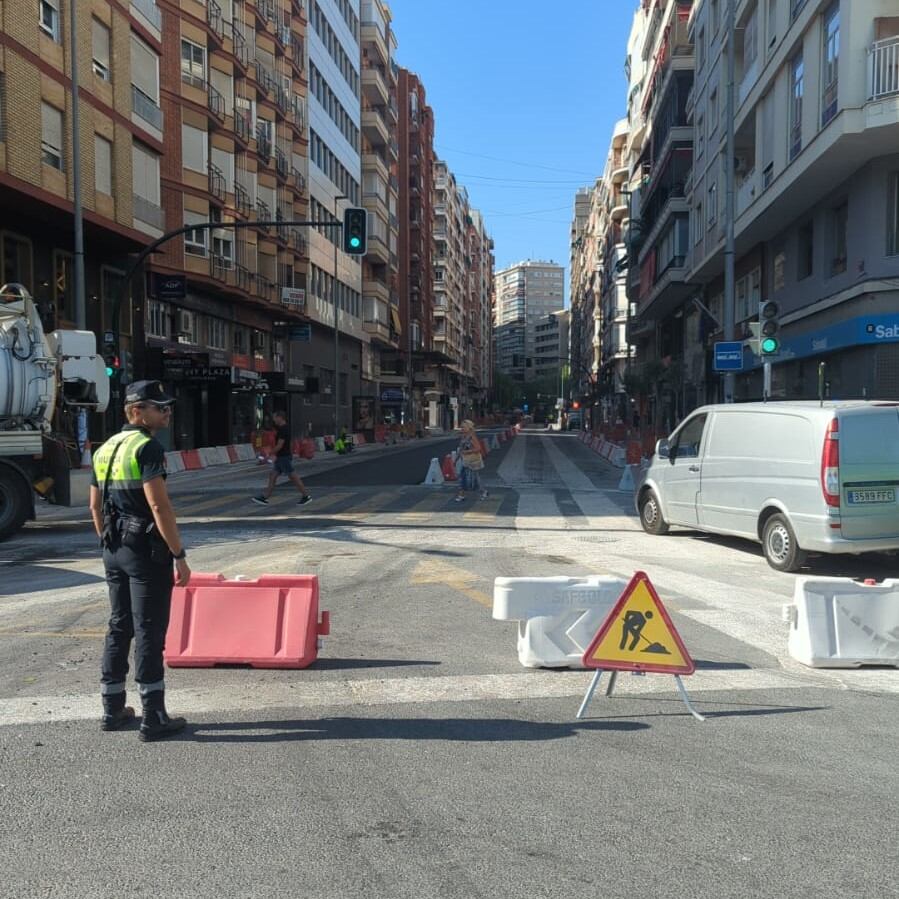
top-left (0, 283), bottom-right (109, 539)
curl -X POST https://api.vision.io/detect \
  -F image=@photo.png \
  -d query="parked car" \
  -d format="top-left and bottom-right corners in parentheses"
top-left (566, 410), bottom-right (583, 431)
top-left (635, 401), bottom-right (899, 572)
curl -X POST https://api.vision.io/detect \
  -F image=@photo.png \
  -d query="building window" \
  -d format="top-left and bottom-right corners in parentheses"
top-left (147, 300), bottom-right (168, 338)
top-left (184, 209), bottom-right (209, 257)
top-left (92, 19), bottom-right (111, 81)
top-left (798, 221), bottom-right (814, 279)
top-left (743, 6), bottom-right (758, 72)
top-left (94, 135), bottom-right (112, 195)
top-left (181, 123), bottom-right (208, 173)
top-left (767, 0), bottom-right (777, 49)
top-left (39, 0), bottom-right (60, 41)
top-left (830, 201), bottom-right (848, 275)
top-left (697, 28), bottom-right (705, 70)
top-left (789, 52), bottom-right (803, 160)
top-left (821, 4), bottom-right (839, 127)
top-left (708, 90), bottom-right (718, 135)
top-left (181, 39), bottom-right (206, 90)
top-left (707, 182), bottom-right (717, 227)
top-left (41, 102), bottom-right (63, 170)
top-left (208, 317), bottom-right (227, 349)
top-left (212, 228), bottom-right (233, 267)
top-left (888, 172), bottom-right (899, 257)
top-left (2, 234), bottom-right (33, 291)
top-left (696, 115), bottom-right (704, 158)
top-left (694, 203), bottom-right (703, 244)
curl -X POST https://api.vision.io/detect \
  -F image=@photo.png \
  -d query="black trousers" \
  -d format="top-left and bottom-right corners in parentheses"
top-left (101, 541), bottom-right (173, 709)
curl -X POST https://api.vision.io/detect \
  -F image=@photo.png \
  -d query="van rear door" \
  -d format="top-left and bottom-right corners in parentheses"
top-left (839, 406), bottom-right (899, 540)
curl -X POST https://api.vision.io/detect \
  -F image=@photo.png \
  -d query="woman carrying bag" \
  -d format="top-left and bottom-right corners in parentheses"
top-left (455, 420), bottom-right (488, 503)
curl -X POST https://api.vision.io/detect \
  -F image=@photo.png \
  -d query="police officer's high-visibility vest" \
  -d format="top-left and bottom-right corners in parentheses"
top-left (93, 430), bottom-right (152, 492)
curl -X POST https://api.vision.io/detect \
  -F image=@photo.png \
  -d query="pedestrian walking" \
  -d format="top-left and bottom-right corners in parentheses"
top-left (252, 411), bottom-right (312, 506)
top-left (455, 419), bottom-right (488, 503)
top-left (89, 380), bottom-right (189, 742)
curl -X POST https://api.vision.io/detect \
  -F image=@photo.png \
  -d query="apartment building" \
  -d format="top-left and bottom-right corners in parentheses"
top-left (358, 0), bottom-right (401, 428)
top-left (568, 188), bottom-right (595, 406)
top-left (626, 0), bottom-right (695, 430)
top-left (687, 0), bottom-right (899, 401)
top-left (134, 0), bottom-right (312, 450)
top-left (465, 209), bottom-right (495, 416)
top-left (303, 0), bottom-right (365, 433)
top-left (0, 0), bottom-right (165, 439)
top-left (493, 260), bottom-right (565, 383)
top-left (534, 309), bottom-right (570, 385)
top-left (395, 67), bottom-right (435, 431)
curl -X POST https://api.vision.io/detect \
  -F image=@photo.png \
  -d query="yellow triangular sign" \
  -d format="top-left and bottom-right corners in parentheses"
top-left (582, 571), bottom-right (694, 675)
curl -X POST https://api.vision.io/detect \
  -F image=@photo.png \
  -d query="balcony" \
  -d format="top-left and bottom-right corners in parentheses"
top-left (290, 39), bottom-right (304, 73)
top-left (130, 0), bottom-right (161, 31)
top-left (207, 0), bottom-right (225, 43)
top-left (274, 146), bottom-right (289, 179)
top-left (290, 228), bottom-right (308, 256)
top-left (362, 65), bottom-right (390, 106)
top-left (365, 278), bottom-right (389, 303)
top-left (363, 152), bottom-right (389, 184)
top-left (256, 198), bottom-right (272, 232)
top-left (253, 60), bottom-right (274, 95)
top-left (366, 233), bottom-right (389, 264)
top-left (231, 24), bottom-right (250, 70)
top-left (361, 19), bottom-right (389, 66)
top-left (362, 106), bottom-right (389, 146)
top-left (870, 36), bottom-right (899, 100)
top-left (208, 163), bottom-right (227, 202)
top-left (206, 81), bottom-right (226, 122)
top-left (133, 195), bottom-right (164, 231)
top-left (235, 182), bottom-right (252, 217)
top-left (253, 0), bottom-right (275, 25)
top-left (274, 84), bottom-right (291, 117)
top-left (234, 110), bottom-right (252, 144)
top-left (131, 86), bottom-right (163, 131)
top-left (290, 167), bottom-right (306, 192)
top-left (210, 252), bottom-right (233, 283)
top-left (255, 273), bottom-right (275, 303)
top-left (363, 297), bottom-right (393, 346)
top-left (256, 126), bottom-right (272, 163)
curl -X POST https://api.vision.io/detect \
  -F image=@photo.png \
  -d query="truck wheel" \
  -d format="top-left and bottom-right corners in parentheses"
top-left (762, 513), bottom-right (807, 572)
top-left (0, 468), bottom-right (30, 540)
top-left (639, 490), bottom-right (669, 536)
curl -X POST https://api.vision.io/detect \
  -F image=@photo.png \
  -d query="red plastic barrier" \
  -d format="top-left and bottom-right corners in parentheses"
top-left (626, 440), bottom-right (642, 465)
top-left (226, 445), bottom-right (240, 463)
top-left (165, 574), bottom-right (329, 669)
top-left (441, 454), bottom-right (458, 481)
top-left (354, 432), bottom-right (366, 446)
top-left (299, 437), bottom-right (316, 459)
top-left (181, 449), bottom-right (203, 470)
top-left (374, 425), bottom-right (387, 443)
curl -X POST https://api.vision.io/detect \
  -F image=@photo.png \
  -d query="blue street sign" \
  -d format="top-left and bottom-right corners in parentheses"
top-left (714, 341), bottom-right (744, 372)
top-left (288, 324), bottom-right (311, 342)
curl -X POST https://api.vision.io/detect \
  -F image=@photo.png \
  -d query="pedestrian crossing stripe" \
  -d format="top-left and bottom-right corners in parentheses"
top-left (582, 571), bottom-right (695, 675)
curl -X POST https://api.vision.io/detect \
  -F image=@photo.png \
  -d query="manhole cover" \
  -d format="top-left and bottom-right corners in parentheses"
top-left (573, 536), bottom-right (618, 544)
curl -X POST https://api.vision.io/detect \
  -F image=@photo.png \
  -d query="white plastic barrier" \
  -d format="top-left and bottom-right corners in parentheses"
top-left (314, 437), bottom-right (326, 453)
top-left (786, 577), bottom-right (899, 668)
top-left (165, 451), bottom-right (185, 474)
top-left (423, 457), bottom-right (444, 486)
top-left (213, 446), bottom-right (231, 465)
top-left (493, 575), bottom-right (629, 668)
top-left (236, 443), bottom-right (255, 462)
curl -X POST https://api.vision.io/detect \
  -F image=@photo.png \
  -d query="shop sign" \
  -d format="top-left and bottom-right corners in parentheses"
top-left (380, 387), bottom-right (405, 403)
top-left (153, 274), bottom-right (187, 300)
top-left (288, 324), bottom-right (312, 342)
top-left (232, 367), bottom-right (260, 384)
top-left (281, 288), bottom-right (306, 311)
top-left (182, 366), bottom-right (230, 382)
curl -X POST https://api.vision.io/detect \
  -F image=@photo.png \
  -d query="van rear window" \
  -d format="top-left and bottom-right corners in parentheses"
top-left (840, 411), bottom-right (899, 465)
top-left (705, 412), bottom-right (812, 461)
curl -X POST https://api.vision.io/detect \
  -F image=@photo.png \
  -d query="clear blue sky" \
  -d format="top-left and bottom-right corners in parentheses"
top-left (385, 0), bottom-right (638, 305)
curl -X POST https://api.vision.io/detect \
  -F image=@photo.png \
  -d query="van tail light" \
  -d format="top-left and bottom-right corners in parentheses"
top-left (821, 418), bottom-right (840, 507)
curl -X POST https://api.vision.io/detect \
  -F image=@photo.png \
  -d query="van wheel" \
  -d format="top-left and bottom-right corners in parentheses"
top-left (639, 490), bottom-right (669, 536)
top-left (762, 514), bottom-right (807, 572)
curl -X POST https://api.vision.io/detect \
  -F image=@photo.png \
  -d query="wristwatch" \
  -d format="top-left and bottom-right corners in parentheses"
top-left (173, 548), bottom-right (187, 560)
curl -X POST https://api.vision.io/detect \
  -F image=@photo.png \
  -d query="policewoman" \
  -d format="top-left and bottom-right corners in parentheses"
top-left (89, 380), bottom-right (190, 742)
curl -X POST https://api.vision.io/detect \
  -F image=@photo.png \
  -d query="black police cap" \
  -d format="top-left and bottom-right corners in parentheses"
top-left (125, 380), bottom-right (175, 406)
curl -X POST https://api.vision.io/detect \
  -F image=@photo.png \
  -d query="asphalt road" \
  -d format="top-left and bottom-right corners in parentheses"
top-left (1, 429), bottom-right (897, 899)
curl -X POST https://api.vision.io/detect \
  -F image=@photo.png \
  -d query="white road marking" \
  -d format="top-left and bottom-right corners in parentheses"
top-left (0, 667), bottom-right (838, 727)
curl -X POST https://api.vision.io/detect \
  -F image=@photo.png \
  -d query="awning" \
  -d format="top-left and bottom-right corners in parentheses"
top-left (390, 306), bottom-right (402, 335)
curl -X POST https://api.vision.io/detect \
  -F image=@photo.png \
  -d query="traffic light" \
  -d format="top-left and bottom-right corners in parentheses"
top-left (103, 339), bottom-right (120, 378)
top-left (572, 401), bottom-right (580, 410)
top-left (342, 207), bottom-right (368, 255)
top-left (759, 300), bottom-right (780, 355)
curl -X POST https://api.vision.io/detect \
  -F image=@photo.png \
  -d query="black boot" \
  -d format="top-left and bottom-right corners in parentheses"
top-left (101, 694), bottom-right (136, 732)
top-left (139, 691), bottom-right (186, 743)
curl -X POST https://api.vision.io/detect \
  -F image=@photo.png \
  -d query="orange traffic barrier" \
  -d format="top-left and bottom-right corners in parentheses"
top-left (441, 454), bottom-right (458, 481)
top-left (626, 440), bottom-right (642, 465)
top-left (226, 445), bottom-right (240, 463)
top-left (165, 573), bottom-right (329, 669)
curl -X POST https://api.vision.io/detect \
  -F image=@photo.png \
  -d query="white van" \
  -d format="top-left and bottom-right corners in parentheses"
top-left (635, 401), bottom-right (899, 571)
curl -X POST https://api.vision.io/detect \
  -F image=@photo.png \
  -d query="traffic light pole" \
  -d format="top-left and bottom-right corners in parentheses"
top-left (723, 0), bottom-right (737, 404)
top-left (333, 195), bottom-right (347, 436)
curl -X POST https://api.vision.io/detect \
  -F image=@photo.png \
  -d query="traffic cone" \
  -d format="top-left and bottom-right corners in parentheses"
top-left (423, 457), bottom-right (444, 486)
top-left (441, 454), bottom-right (457, 481)
top-left (80, 440), bottom-right (92, 470)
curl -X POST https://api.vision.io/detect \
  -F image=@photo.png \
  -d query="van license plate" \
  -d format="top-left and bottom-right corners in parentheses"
top-left (847, 489), bottom-right (896, 504)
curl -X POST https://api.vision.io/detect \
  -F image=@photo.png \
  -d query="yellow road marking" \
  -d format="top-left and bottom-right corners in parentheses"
top-left (334, 491), bottom-right (395, 518)
top-left (410, 558), bottom-right (492, 608)
top-left (180, 493), bottom-right (246, 515)
top-left (402, 491), bottom-right (454, 521)
top-left (462, 496), bottom-right (503, 522)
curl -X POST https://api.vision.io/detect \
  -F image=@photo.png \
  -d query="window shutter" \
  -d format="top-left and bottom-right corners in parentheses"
top-left (92, 19), bottom-right (110, 69)
top-left (94, 135), bottom-right (112, 194)
top-left (41, 103), bottom-right (62, 151)
top-left (130, 35), bottom-right (158, 101)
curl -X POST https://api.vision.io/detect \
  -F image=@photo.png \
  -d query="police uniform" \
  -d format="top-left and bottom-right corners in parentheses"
top-left (92, 380), bottom-right (185, 740)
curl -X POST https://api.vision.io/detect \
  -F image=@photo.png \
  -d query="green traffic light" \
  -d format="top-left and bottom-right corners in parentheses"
top-left (350, 236), bottom-right (361, 248)
top-left (761, 337), bottom-right (779, 354)
top-left (105, 366), bottom-right (114, 377)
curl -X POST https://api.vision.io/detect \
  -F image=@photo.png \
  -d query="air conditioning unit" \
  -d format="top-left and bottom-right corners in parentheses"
top-left (177, 310), bottom-right (193, 335)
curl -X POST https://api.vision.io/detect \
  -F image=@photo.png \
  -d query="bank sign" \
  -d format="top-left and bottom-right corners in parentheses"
top-left (776, 314), bottom-right (899, 361)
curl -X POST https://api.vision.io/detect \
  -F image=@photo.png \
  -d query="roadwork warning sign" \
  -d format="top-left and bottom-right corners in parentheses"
top-left (582, 571), bottom-right (694, 675)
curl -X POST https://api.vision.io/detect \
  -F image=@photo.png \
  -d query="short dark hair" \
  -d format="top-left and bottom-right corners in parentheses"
top-left (273, 410), bottom-right (287, 421)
